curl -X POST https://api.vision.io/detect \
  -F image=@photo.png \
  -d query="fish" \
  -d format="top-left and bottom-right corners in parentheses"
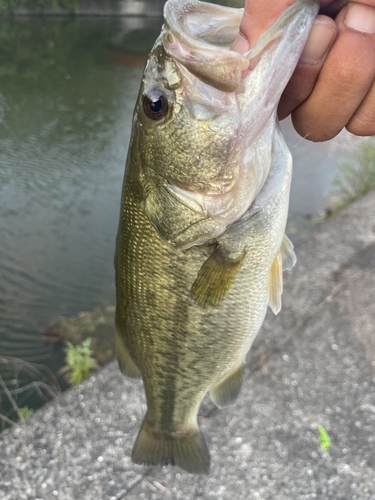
top-left (115, 0), bottom-right (319, 474)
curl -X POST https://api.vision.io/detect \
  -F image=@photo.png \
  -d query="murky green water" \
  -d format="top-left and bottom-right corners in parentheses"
top-left (0, 14), bottom-right (366, 422)
top-left (0, 16), bottom-right (163, 419)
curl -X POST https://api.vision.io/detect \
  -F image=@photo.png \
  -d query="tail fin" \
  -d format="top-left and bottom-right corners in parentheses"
top-left (131, 416), bottom-right (210, 474)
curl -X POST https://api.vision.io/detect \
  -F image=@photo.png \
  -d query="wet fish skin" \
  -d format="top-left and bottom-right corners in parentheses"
top-left (115, 0), bottom-right (319, 474)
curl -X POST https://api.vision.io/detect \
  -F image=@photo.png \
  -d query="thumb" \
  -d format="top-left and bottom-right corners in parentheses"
top-left (232, 0), bottom-right (298, 53)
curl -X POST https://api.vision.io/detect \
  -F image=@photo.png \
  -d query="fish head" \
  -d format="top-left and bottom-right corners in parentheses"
top-left (134, 38), bottom-right (243, 197)
top-left (132, 0), bottom-right (318, 247)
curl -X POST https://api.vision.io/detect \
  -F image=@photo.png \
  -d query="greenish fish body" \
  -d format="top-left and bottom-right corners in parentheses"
top-left (115, 0), bottom-right (318, 474)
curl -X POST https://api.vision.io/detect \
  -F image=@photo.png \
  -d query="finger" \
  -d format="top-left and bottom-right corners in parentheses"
top-left (278, 15), bottom-right (337, 120)
top-left (292, 2), bottom-right (375, 141)
top-left (346, 79), bottom-right (375, 135)
top-left (320, 0), bottom-right (375, 17)
top-left (231, 0), bottom-right (296, 52)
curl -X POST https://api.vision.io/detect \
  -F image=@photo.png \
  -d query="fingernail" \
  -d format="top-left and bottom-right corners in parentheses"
top-left (231, 34), bottom-right (251, 71)
top-left (231, 33), bottom-right (250, 54)
top-left (344, 3), bottom-right (375, 34)
top-left (300, 20), bottom-right (336, 65)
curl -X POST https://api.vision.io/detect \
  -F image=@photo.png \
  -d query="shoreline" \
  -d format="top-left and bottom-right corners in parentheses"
top-left (0, 1), bottom-right (165, 18)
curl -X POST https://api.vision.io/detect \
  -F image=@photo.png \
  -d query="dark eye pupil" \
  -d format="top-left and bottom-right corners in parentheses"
top-left (149, 98), bottom-right (163, 114)
top-left (143, 91), bottom-right (169, 120)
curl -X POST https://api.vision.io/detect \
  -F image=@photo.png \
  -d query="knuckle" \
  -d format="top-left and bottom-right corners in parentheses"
top-left (327, 31), bottom-right (375, 92)
top-left (346, 112), bottom-right (375, 136)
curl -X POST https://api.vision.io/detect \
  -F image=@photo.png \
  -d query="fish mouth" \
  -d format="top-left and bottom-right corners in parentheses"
top-left (162, 0), bottom-right (243, 92)
top-left (162, 0), bottom-right (317, 92)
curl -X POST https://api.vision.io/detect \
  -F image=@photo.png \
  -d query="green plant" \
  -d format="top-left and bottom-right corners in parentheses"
top-left (318, 425), bottom-right (331, 452)
top-left (18, 406), bottom-right (34, 419)
top-left (312, 211), bottom-right (329, 224)
top-left (61, 338), bottom-right (98, 386)
top-left (331, 139), bottom-right (375, 212)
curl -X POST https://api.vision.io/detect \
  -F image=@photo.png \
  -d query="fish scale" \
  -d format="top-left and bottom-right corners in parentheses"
top-left (115, 0), bottom-right (318, 474)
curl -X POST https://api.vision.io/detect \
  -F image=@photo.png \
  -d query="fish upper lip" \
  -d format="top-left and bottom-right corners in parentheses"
top-left (162, 1), bottom-right (244, 92)
top-left (162, 0), bottom-right (315, 90)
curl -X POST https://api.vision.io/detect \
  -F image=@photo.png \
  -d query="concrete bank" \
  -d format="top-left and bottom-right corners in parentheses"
top-left (0, 190), bottom-right (374, 500)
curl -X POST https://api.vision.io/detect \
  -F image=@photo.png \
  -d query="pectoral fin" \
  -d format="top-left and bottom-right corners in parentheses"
top-left (268, 234), bottom-right (296, 315)
top-left (191, 246), bottom-right (245, 307)
top-left (190, 205), bottom-right (263, 307)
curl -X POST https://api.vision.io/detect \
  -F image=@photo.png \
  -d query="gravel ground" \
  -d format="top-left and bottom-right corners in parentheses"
top-left (1, 191), bottom-right (374, 500)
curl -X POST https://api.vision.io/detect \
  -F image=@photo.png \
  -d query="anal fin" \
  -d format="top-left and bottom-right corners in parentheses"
top-left (210, 363), bottom-right (244, 408)
top-left (115, 329), bottom-right (141, 378)
top-left (132, 416), bottom-right (210, 474)
top-left (191, 246), bottom-right (245, 307)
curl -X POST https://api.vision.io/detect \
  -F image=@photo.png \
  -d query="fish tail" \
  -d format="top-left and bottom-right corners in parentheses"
top-left (131, 416), bottom-right (210, 474)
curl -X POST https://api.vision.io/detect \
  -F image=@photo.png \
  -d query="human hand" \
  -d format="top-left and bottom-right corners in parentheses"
top-left (232, 1), bottom-right (375, 141)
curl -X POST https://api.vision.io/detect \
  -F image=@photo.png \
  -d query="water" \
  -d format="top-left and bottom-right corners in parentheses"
top-left (0, 16), bottom-right (160, 418)
top-left (0, 14), bottom-right (366, 420)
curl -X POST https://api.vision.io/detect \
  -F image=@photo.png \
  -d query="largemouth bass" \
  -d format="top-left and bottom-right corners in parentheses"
top-left (115, 0), bottom-right (318, 474)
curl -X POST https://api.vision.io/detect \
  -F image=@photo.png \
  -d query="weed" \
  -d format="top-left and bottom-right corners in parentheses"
top-left (312, 211), bottom-right (329, 224)
top-left (61, 338), bottom-right (98, 386)
top-left (43, 304), bottom-right (116, 366)
top-left (18, 406), bottom-right (34, 419)
top-left (318, 425), bottom-right (331, 452)
top-left (0, 356), bottom-right (61, 431)
top-left (331, 139), bottom-right (375, 212)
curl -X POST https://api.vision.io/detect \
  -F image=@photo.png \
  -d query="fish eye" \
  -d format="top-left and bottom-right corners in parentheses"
top-left (143, 90), bottom-right (169, 120)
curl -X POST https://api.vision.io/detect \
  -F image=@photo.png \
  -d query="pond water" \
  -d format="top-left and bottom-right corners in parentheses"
top-left (0, 13), bottom-right (366, 420)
